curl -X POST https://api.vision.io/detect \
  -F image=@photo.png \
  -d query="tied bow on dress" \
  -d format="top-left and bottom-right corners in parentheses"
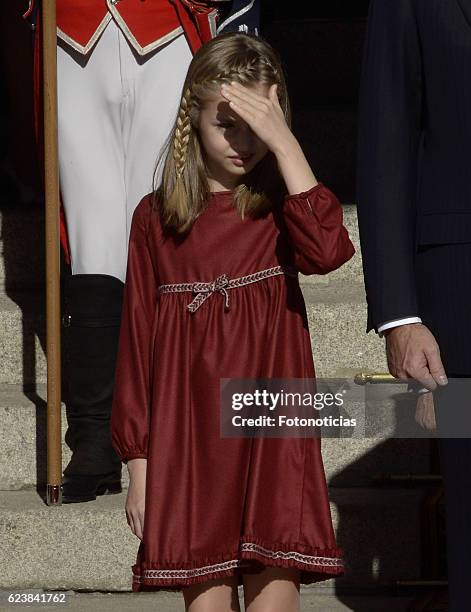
top-left (188, 274), bottom-right (230, 312)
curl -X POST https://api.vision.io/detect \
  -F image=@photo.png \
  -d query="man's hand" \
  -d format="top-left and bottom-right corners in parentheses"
top-left (384, 323), bottom-right (448, 391)
top-left (415, 391), bottom-right (437, 431)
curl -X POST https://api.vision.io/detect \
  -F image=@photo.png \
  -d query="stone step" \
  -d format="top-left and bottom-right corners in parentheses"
top-left (0, 279), bottom-right (382, 386)
top-left (0, 290), bottom-right (47, 385)
top-left (0, 205), bottom-right (361, 288)
top-left (0, 488), bottom-right (424, 591)
top-left (305, 281), bottom-right (387, 377)
top-left (0, 589), bottom-right (416, 612)
top-left (0, 376), bottom-right (431, 490)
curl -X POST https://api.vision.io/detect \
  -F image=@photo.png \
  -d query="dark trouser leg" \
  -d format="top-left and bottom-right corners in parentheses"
top-left (436, 438), bottom-right (471, 611)
top-left (415, 243), bottom-right (471, 611)
top-left (434, 384), bottom-right (471, 612)
top-left (61, 274), bottom-right (123, 493)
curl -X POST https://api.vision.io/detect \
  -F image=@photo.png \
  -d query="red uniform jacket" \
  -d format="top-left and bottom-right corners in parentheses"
top-left (26, 1), bottom-right (231, 264)
top-left (54, 0), bottom-right (230, 56)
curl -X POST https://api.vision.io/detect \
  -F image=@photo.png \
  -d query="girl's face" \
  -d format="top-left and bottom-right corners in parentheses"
top-left (196, 82), bottom-right (270, 192)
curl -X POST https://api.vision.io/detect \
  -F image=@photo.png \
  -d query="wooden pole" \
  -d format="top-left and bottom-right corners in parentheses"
top-left (42, 0), bottom-right (62, 506)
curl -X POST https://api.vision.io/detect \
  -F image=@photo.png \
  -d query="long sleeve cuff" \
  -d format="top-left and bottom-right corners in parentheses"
top-left (377, 316), bottom-right (422, 338)
top-left (117, 449), bottom-right (148, 465)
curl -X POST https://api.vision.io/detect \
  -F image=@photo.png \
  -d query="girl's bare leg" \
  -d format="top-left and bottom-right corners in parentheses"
top-left (182, 576), bottom-right (241, 612)
top-left (243, 566), bottom-right (300, 612)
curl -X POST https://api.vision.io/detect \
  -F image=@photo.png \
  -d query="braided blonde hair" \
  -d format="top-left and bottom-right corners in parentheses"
top-left (153, 32), bottom-right (291, 233)
top-left (173, 87), bottom-right (192, 179)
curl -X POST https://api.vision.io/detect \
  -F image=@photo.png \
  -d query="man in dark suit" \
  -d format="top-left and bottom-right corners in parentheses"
top-left (356, 1), bottom-right (471, 609)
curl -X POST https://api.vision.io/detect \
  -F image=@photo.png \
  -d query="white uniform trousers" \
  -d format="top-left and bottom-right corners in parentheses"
top-left (57, 18), bottom-right (192, 282)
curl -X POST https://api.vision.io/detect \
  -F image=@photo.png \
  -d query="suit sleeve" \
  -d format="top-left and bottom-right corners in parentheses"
top-left (282, 183), bottom-right (355, 275)
top-left (111, 197), bottom-right (158, 464)
top-left (356, 0), bottom-right (423, 333)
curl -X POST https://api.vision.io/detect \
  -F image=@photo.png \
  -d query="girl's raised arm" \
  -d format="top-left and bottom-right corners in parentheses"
top-left (111, 197), bottom-right (158, 465)
top-left (220, 82), bottom-right (355, 275)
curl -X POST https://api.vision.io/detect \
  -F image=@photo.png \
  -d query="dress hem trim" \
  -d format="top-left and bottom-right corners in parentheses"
top-left (131, 537), bottom-right (344, 589)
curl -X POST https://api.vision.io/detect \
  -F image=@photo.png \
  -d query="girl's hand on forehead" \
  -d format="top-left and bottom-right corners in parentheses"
top-left (220, 81), bottom-right (295, 155)
top-left (221, 81), bottom-right (317, 194)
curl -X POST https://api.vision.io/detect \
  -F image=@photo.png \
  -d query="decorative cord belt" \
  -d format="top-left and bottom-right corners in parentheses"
top-left (158, 265), bottom-right (298, 313)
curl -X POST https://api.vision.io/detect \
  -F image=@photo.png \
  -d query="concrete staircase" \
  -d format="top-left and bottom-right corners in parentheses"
top-left (0, 203), bottom-right (429, 610)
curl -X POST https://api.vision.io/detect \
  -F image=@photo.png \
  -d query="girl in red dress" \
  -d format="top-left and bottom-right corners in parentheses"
top-left (111, 31), bottom-right (354, 612)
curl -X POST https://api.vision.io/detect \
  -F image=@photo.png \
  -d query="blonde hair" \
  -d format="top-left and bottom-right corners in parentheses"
top-left (153, 32), bottom-right (291, 234)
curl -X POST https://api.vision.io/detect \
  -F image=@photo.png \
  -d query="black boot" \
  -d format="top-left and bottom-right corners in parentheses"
top-left (61, 273), bottom-right (124, 503)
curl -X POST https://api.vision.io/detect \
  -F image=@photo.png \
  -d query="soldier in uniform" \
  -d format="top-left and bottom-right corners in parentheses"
top-left (24, 0), bottom-right (260, 503)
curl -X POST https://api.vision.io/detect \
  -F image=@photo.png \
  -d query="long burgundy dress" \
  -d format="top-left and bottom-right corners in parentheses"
top-left (110, 182), bottom-right (355, 591)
